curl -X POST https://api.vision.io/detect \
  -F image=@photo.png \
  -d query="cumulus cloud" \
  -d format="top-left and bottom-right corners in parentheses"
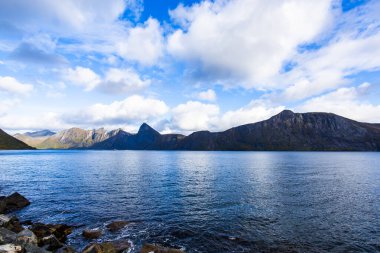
top-left (197, 89), bottom-right (216, 102)
top-left (297, 83), bottom-right (380, 123)
top-left (171, 101), bottom-right (220, 131)
top-left (101, 68), bottom-right (151, 94)
top-left (63, 95), bottom-right (169, 126)
top-left (116, 18), bottom-right (164, 66)
top-left (64, 66), bottom-right (150, 93)
top-left (168, 0), bottom-right (332, 88)
top-left (0, 76), bottom-right (33, 95)
top-left (65, 67), bottom-right (101, 91)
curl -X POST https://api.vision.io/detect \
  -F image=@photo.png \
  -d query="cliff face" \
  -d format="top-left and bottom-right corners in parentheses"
top-left (0, 129), bottom-right (34, 150)
top-left (90, 110), bottom-right (380, 151)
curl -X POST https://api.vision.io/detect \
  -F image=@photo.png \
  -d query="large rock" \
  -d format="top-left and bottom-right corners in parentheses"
top-left (82, 243), bottom-right (104, 253)
top-left (82, 229), bottom-right (102, 239)
top-left (24, 243), bottom-right (52, 253)
top-left (0, 215), bottom-right (23, 233)
top-left (40, 234), bottom-right (63, 251)
top-left (16, 229), bottom-right (38, 246)
top-left (55, 246), bottom-right (76, 253)
top-left (81, 240), bottom-right (130, 253)
top-left (141, 244), bottom-right (186, 253)
top-left (109, 240), bottom-right (131, 253)
top-left (0, 244), bottom-right (23, 253)
top-left (56, 246), bottom-right (76, 253)
top-left (0, 227), bottom-right (17, 244)
top-left (31, 223), bottom-right (73, 244)
top-left (0, 192), bottom-right (30, 213)
top-left (106, 221), bottom-right (129, 232)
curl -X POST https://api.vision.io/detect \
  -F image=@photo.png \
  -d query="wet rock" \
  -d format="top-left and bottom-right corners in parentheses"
top-left (0, 215), bottom-right (23, 233)
top-left (24, 243), bottom-right (52, 253)
top-left (40, 234), bottom-right (63, 251)
top-left (0, 244), bottom-right (23, 253)
top-left (56, 246), bottom-right (76, 253)
top-left (82, 243), bottom-right (104, 253)
top-left (81, 241), bottom-right (130, 253)
top-left (109, 239), bottom-right (131, 252)
top-left (82, 229), bottom-right (102, 239)
top-left (140, 244), bottom-right (185, 253)
top-left (0, 227), bottom-right (17, 244)
top-left (0, 192), bottom-right (30, 213)
top-left (16, 229), bottom-right (38, 246)
top-left (31, 223), bottom-right (73, 243)
top-left (106, 221), bottom-right (130, 232)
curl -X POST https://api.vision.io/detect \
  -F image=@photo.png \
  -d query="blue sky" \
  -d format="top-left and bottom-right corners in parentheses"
top-left (0, 0), bottom-right (380, 134)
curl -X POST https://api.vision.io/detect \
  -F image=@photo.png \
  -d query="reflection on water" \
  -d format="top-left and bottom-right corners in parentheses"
top-left (0, 150), bottom-right (379, 252)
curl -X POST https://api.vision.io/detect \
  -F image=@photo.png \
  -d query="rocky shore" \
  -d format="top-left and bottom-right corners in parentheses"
top-left (0, 192), bottom-right (185, 253)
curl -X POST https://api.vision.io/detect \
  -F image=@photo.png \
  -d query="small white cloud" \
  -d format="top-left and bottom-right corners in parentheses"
top-left (0, 76), bottom-right (33, 95)
top-left (197, 89), bottom-right (216, 102)
top-left (65, 67), bottom-right (101, 91)
top-left (102, 68), bottom-right (151, 94)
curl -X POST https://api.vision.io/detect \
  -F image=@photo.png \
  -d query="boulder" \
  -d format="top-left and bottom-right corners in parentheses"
top-left (140, 244), bottom-right (185, 253)
top-left (82, 243), bottom-right (104, 253)
top-left (0, 244), bottom-right (23, 253)
top-left (16, 229), bottom-right (38, 245)
top-left (109, 240), bottom-right (131, 252)
top-left (106, 221), bottom-right (129, 232)
top-left (56, 246), bottom-right (76, 253)
top-left (81, 241), bottom-right (130, 253)
top-left (0, 215), bottom-right (23, 233)
top-left (0, 227), bottom-right (17, 244)
top-left (0, 192), bottom-right (30, 213)
top-left (31, 223), bottom-right (73, 243)
top-left (24, 243), bottom-right (52, 253)
top-left (40, 234), bottom-right (63, 251)
top-left (82, 229), bottom-right (102, 239)
top-left (57, 246), bottom-right (76, 253)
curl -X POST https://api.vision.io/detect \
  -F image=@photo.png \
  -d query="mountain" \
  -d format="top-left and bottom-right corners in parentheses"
top-left (14, 130), bottom-right (56, 147)
top-left (90, 110), bottom-right (380, 151)
top-left (0, 129), bottom-right (34, 150)
top-left (92, 123), bottom-right (185, 150)
top-left (37, 128), bottom-right (122, 149)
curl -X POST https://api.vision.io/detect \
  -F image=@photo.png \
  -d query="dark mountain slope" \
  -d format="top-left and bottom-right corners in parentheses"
top-left (177, 110), bottom-right (380, 151)
top-left (0, 129), bottom-right (34, 150)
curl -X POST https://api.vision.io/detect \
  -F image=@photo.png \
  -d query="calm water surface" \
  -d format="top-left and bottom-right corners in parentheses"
top-left (0, 151), bottom-right (379, 252)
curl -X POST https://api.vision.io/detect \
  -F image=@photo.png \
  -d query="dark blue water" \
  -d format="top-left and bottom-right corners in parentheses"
top-left (0, 151), bottom-right (379, 252)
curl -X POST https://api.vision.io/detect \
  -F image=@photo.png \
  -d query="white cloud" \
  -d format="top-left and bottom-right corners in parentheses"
top-left (168, 0), bottom-right (332, 88)
top-left (65, 95), bottom-right (169, 125)
top-left (64, 67), bottom-right (150, 93)
top-left (65, 67), bottom-right (101, 91)
top-left (0, 99), bottom-right (20, 116)
top-left (278, 31), bottom-right (380, 101)
top-left (197, 89), bottom-right (216, 102)
top-left (0, 76), bottom-right (33, 95)
top-left (171, 101), bottom-right (220, 131)
top-left (102, 68), bottom-right (151, 93)
top-left (297, 83), bottom-right (380, 123)
top-left (0, 112), bottom-right (69, 131)
top-left (219, 101), bottom-right (285, 129)
top-left (116, 18), bottom-right (164, 66)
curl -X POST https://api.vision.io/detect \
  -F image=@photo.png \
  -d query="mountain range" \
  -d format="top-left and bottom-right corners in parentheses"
top-left (2, 110), bottom-right (380, 151)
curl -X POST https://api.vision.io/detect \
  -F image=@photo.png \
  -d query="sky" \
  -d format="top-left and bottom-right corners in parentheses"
top-left (0, 0), bottom-right (380, 134)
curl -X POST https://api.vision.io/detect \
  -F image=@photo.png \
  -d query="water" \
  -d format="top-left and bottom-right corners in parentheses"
top-left (0, 150), bottom-right (379, 252)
